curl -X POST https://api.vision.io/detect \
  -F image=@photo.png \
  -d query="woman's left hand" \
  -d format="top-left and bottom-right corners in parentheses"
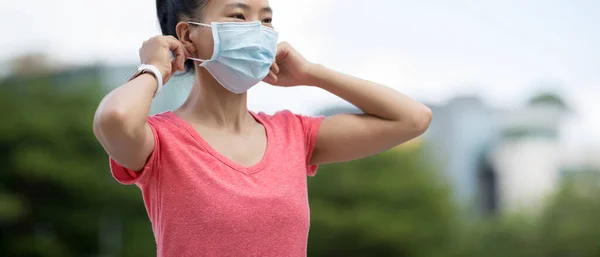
top-left (263, 42), bottom-right (315, 87)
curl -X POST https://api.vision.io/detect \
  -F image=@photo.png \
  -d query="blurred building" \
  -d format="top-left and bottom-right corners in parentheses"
top-left (425, 97), bottom-right (499, 214)
top-left (426, 96), bottom-right (567, 215)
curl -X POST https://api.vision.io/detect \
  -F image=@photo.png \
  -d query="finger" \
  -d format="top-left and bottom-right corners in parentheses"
top-left (163, 36), bottom-right (186, 70)
top-left (263, 71), bottom-right (273, 84)
top-left (171, 59), bottom-right (180, 74)
top-left (270, 62), bottom-right (280, 74)
top-left (275, 42), bottom-right (287, 62)
top-left (264, 71), bottom-right (278, 84)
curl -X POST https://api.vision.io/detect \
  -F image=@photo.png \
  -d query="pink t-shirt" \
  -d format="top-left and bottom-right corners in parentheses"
top-left (109, 110), bottom-right (324, 257)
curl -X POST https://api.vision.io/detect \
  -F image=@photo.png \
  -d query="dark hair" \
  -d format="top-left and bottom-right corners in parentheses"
top-left (156, 0), bottom-right (208, 73)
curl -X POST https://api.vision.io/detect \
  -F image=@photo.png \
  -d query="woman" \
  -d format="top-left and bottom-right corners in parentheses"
top-left (93, 0), bottom-right (432, 256)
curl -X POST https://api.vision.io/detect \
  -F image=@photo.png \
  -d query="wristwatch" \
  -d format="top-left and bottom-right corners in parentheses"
top-left (125, 64), bottom-right (163, 97)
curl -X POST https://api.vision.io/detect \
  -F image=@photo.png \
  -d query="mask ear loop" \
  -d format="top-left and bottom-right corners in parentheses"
top-left (187, 57), bottom-right (206, 62)
top-left (188, 21), bottom-right (211, 27)
top-left (185, 21), bottom-right (212, 63)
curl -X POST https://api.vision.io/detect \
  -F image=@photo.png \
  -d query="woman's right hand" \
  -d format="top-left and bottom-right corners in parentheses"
top-left (139, 35), bottom-right (189, 84)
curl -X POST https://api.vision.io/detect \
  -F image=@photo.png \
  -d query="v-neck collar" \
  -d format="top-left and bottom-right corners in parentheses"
top-left (165, 111), bottom-right (273, 175)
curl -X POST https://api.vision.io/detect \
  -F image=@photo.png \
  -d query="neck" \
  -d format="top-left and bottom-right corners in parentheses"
top-left (178, 70), bottom-right (251, 131)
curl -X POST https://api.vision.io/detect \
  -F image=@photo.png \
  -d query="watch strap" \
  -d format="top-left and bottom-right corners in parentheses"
top-left (125, 64), bottom-right (163, 97)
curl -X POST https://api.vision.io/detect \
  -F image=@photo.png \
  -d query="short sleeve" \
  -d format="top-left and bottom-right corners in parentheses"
top-left (109, 118), bottom-right (160, 185)
top-left (296, 114), bottom-right (325, 176)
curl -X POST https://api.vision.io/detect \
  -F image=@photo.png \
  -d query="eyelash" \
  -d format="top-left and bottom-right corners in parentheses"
top-left (230, 13), bottom-right (272, 23)
top-left (231, 13), bottom-right (245, 20)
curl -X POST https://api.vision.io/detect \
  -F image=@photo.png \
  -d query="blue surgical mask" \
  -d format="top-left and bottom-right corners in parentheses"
top-left (187, 21), bottom-right (279, 94)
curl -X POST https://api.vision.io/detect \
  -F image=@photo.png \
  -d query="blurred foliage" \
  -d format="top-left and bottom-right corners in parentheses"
top-left (528, 91), bottom-right (568, 110)
top-left (1, 69), bottom-right (600, 257)
top-left (453, 170), bottom-right (600, 257)
top-left (538, 171), bottom-right (600, 257)
top-left (308, 147), bottom-right (459, 257)
top-left (0, 74), bottom-right (154, 257)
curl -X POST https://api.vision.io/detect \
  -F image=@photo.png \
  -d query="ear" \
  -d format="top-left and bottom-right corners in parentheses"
top-left (175, 21), bottom-right (197, 56)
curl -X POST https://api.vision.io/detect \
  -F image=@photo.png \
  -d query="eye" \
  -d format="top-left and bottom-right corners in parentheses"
top-left (230, 13), bottom-right (246, 20)
top-left (262, 18), bottom-right (272, 24)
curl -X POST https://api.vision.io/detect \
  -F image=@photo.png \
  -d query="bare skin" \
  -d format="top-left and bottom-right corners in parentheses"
top-left (93, 0), bottom-right (432, 171)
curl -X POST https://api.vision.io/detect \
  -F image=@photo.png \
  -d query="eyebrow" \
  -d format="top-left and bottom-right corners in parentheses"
top-left (226, 2), bottom-right (273, 14)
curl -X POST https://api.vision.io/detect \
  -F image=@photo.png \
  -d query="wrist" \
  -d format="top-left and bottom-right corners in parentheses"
top-left (146, 63), bottom-right (169, 82)
top-left (139, 73), bottom-right (159, 87)
top-left (304, 63), bottom-right (327, 87)
top-left (130, 73), bottom-right (161, 97)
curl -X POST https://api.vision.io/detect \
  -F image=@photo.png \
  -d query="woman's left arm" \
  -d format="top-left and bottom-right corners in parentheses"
top-left (306, 64), bottom-right (432, 165)
top-left (265, 42), bottom-right (432, 165)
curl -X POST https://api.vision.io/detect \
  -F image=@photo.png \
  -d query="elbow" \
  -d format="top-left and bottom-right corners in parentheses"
top-left (93, 108), bottom-right (120, 136)
top-left (414, 106), bottom-right (432, 134)
top-left (93, 108), bottom-right (132, 139)
top-left (401, 105), bottom-right (432, 137)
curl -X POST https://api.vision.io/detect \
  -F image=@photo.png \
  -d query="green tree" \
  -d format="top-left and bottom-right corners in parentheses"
top-left (307, 146), bottom-right (460, 257)
top-left (538, 170), bottom-right (600, 257)
top-left (0, 74), bottom-right (154, 257)
top-left (452, 215), bottom-right (543, 257)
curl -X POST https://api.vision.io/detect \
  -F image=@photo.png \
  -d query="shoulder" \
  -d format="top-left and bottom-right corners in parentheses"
top-left (146, 111), bottom-right (188, 129)
top-left (253, 110), bottom-right (323, 128)
top-left (147, 111), bottom-right (174, 125)
top-left (254, 109), bottom-right (296, 124)
top-left (253, 110), bottom-right (325, 141)
top-left (145, 111), bottom-right (191, 140)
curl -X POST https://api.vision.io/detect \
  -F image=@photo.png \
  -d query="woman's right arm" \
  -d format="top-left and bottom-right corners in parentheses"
top-left (93, 36), bottom-right (187, 171)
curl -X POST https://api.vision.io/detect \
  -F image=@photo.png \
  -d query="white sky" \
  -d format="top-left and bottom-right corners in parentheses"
top-left (1, 0), bottom-right (599, 154)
